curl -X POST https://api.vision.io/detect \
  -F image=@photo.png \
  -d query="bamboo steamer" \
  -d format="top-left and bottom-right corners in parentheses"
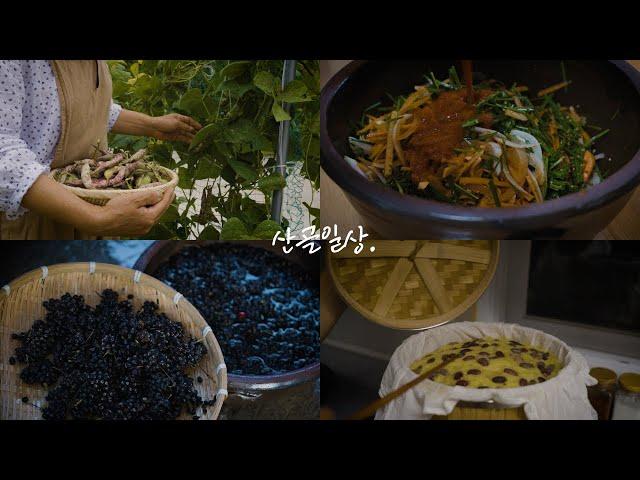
top-left (0, 262), bottom-right (227, 420)
top-left (328, 240), bottom-right (499, 330)
top-left (432, 402), bottom-right (526, 420)
top-left (49, 166), bottom-right (178, 206)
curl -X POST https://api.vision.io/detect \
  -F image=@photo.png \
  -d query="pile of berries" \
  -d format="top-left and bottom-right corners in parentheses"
top-left (10, 289), bottom-right (214, 420)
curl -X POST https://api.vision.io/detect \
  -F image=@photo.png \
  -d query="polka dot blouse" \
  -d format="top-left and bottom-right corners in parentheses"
top-left (0, 60), bottom-right (122, 219)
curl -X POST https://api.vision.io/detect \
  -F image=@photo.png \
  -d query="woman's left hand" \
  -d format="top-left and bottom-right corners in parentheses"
top-left (150, 113), bottom-right (203, 143)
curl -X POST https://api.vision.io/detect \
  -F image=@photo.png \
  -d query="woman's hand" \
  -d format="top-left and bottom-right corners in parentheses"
top-left (21, 175), bottom-right (175, 238)
top-left (149, 114), bottom-right (203, 143)
top-left (91, 187), bottom-right (175, 236)
top-left (111, 110), bottom-right (202, 144)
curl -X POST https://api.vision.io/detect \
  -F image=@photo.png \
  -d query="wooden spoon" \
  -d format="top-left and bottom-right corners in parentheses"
top-left (349, 355), bottom-right (459, 420)
top-left (461, 60), bottom-right (474, 103)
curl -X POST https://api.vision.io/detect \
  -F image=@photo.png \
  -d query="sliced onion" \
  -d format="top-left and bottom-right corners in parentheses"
top-left (526, 170), bottom-right (544, 203)
top-left (348, 137), bottom-right (372, 156)
top-left (473, 127), bottom-right (506, 140)
top-left (344, 156), bottom-right (369, 179)
top-left (502, 156), bottom-right (532, 200)
top-left (504, 139), bottom-right (537, 149)
top-left (510, 129), bottom-right (545, 189)
top-left (482, 142), bottom-right (503, 175)
top-left (588, 171), bottom-right (602, 186)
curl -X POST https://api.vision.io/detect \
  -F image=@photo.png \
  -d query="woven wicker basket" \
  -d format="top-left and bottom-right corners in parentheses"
top-left (0, 262), bottom-right (227, 420)
top-left (328, 240), bottom-right (499, 330)
top-left (50, 166), bottom-right (178, 206)
top-left (432, 402), bottom-right (526, 420)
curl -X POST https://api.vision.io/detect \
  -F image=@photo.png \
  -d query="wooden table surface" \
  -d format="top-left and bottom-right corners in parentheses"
top-left (320, 60), bottom-right (640, 240)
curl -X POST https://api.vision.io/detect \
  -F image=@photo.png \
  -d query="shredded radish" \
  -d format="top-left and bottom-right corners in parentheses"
top-left (344, 156), bottom-right (368, 178)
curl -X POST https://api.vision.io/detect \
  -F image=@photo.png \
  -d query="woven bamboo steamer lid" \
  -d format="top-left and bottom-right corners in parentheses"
top-left (0, 263), bottom-right (227, 420)
top-left (328, 240), bottom-right (499, 330)
top-left (48, 166), bottom-right (178, 206)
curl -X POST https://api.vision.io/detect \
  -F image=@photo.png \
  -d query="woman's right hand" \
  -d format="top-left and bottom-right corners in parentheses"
top-left (91, 187), bottom-right (175, 236)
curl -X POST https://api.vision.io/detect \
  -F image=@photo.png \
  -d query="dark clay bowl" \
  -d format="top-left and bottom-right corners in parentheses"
top-left (321, 60), bottom-right (640, 239)
top-left (134, 240), bottom-right (321, 392)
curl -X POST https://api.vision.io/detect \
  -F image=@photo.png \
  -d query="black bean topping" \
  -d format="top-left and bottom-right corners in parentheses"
top-left (454, 371), bottom-right (463, 380)
top-left (519, 378), bottom-right (528, 386)
top-left (504, 368), bottom-right (518, 376)
top-left (467, 369), bottom-right (481, 375)
top-left (427, 357), bottom-right (435, 363)
top-left (538, 377), bottom-right (546, 383)
top-left (519, 362), bottom-right (534, 369)
top-left (477, 357), bottom-right (489, 367)
top-left (463, 355), bottom-right (475, 361)
top-left (495, 351), bottom-right (505, 358)
top-left (492, 376), bottom-right (507, 384)
top-left (455, 380), bottom-right (469, 387)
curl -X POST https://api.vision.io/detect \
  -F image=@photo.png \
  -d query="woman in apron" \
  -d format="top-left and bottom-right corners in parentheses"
top-left (0, 60), bottom-right (202, 240)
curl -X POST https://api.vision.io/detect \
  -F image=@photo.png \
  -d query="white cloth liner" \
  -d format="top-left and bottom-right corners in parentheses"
top-left (375, 322), bottom-right (597, 420)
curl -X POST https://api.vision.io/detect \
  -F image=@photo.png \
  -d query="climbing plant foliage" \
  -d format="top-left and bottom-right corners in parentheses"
top-left (107, 60), bottom-right (320, 240)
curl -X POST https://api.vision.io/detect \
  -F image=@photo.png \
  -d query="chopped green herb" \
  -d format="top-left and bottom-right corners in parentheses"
top-left (462, 118), bottom-right (479, 128)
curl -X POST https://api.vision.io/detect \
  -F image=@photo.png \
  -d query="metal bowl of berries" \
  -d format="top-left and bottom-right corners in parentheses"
top-left (134, 240), bottom-right (321, 419)
top-left (0, 263), bottom-right (227, 420)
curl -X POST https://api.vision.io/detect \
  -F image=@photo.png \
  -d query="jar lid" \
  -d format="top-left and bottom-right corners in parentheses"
top-left (590, 367), bottom-right (617, 388)
top-left (619, 372), bottom-right (640, 393)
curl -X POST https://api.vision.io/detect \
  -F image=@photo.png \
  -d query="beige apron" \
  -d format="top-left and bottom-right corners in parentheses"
top-left (0, 60), bottom-right (112, 240)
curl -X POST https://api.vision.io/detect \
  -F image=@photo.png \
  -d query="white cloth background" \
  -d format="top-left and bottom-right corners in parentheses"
top-left (376, 322), bottom-right (597, 420)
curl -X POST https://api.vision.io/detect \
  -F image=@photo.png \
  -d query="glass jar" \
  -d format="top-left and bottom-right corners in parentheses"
top-left (588, 367), bottom-right (617, 420)
top-left (612, 372), bottom-right (640, 420)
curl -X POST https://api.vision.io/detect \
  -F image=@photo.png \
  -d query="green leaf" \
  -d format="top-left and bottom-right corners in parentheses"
top-left (227, 157), bottom-right (258, 182)
top-left (240, 196), bottom-right (268, 228)
top-left (224, 119), bottom-right (271, 151)
top-left (220, 217), bottom-right (250, 240)
top-left (272, 102), bottom-right (291, 122)
top-left (278, 80), bottom-right (310, 103)
top-left (144, 223), bottom-right (176, 240)
top-left (148, 143), bottom-right (176, 169)
top-left (194, 157), bottom-right (222, 180)
top-left (177, 88), bottom-right (206, 118)
top-left (220, 61), bottom-right (251, 80)
top-left (252, 220), bottom-right (283, 240)
top-left (177, 168), bottom-right (192, 189)
top-left (159, 204), bottom-right (180, 223)
top-left (254, 71), bottom-right (278, 96)
top-left (189, 123), bottom-right (217, 150)
top-left (221, 164), bottom-right (236, 184)
top-left (198, 225), bottom-right (220, 240)
top-left (257, 174), bottom-right (286, 194)
top-left (303, 201), bottom-right (320, 228)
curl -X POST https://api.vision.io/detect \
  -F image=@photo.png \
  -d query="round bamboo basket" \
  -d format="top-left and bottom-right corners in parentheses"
top-left (50, 166), bottom-right (178, 206)
top-left (328, 240), bottom-right (499, 330)
top-left (0, 262), bottom-right (227, 420)
top-left (432, 402), bottom-right (526, 420)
